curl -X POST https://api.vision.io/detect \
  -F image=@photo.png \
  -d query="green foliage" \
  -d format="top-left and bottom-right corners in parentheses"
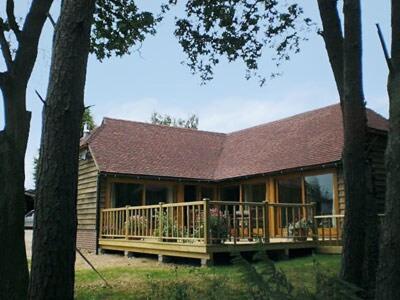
top-left (81, 107), bottom-right (96, 136)
top-left (33, 152), bottom-right (39, 188)
top-left (314, 260), bottom-right (363, 300)
top-left (146, 267), bottom-right (231, 300)
top-left (232, 252), bottom-right (299, 299)
top-left (150, 112), bottom-right (199, 129)
top-left (174, 0), bottom-right (313, 84)
top-left (90, 0), bottom-right (166, 60)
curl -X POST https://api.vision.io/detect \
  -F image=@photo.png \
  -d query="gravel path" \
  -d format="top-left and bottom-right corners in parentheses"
top-left (25, 230), bottom-right (161, 270)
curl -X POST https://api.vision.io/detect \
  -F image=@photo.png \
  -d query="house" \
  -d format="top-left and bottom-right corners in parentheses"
top-left (77, 103), bottom-right (387, 265)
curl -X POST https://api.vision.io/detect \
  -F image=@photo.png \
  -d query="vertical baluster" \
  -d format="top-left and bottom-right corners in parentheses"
top-left (181, 206), bottom-right (184, 239)
top-left (285, 207), bottom-right (288, 238)
top-left (204, 199), bottom-right (210, 245)
top-left (255, 205), bottom-right (260, 239)
top-left (233, 204), bottom-right (237, 245)
top-left (186, 205), bottom-right (190, 239)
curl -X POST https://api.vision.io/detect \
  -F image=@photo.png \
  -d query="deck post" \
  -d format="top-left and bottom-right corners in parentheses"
top-left (263, 201), bottom-right (270, 243)
top-left (311, 202), bottom-right (318, 241)
top-left (158, 202), bottom-right (164, 241)
top-left (204, 199), bottom-right (210, 245)
top-left (99, 209), bottom-right (103, 239)
top-left (125, 206), bottom-right (129, 239)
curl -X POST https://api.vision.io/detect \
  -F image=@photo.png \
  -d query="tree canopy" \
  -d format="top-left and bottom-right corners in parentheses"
top-left (151, 112), bottom-right (199, 129)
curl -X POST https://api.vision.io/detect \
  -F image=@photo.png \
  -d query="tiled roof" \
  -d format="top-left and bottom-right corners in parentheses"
top-left (82, 103), bottom-right (388, 181)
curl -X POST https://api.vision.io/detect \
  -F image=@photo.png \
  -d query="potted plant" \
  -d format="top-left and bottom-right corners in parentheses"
top-left (209, 208), bottom-right (229, 244)
top-left (289, 218), bottom-right (312, 242)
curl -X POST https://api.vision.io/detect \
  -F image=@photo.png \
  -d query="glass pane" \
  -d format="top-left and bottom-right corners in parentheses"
top-left (184, 185), bottom-right (197, 202)
top-left (146, 185), bottom-right (168, 205)
top-left (243, 183), bottom-right (266, 202)
top-left (277, 177), bottom-right (302, 203)
top-left (220, 185), bottom-right (240, 202)
top-left (305, 173), bottom-right (334, 216)
top-left (112, 183), bottom-right (143, 207)
top-left (201, 187), bottom-right (214, 200)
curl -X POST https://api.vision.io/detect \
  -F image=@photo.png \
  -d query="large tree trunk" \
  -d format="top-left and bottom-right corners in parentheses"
top-left (0, 80), bottom-right (30, 299)
top-left (341, 0), bottom-right (370, 288)
top-left (318, 0), bottom-right (378, 293)
top-left (28, 0), bottom-right (95, 298)
top-left (376, 1), bottom-right (400, 298)
top-left (0, 2), bottom-right (53, 297)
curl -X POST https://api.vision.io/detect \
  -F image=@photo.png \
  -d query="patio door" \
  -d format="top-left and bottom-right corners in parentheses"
top-left (275, 177), bottom-right (303, 237)
top-left (304, 173), bottom-right (337, 237)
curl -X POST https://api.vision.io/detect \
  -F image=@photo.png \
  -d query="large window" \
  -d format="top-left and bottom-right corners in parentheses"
top-left (305, 174), bottom-right (334, 215)
top-left (276, 177), bottom-right (302, 204)
top-left (146, 185), bottom-right (170, 205)
top-left (200, 186), bottom-right (214, 200)
top-left (220, 185), bottom-right (240, 202)
top-left (243, 183), bottom-right (266, 202)
top-left (111, 183), bottom-right (143, 208)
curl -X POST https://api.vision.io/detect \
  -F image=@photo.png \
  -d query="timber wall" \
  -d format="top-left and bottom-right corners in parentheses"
top-left (368, 131), bottom-right (387, 213)
top-left (336, 130), bottom-right (387, 215)
top-left (77, 151), bottom-right (98, 251)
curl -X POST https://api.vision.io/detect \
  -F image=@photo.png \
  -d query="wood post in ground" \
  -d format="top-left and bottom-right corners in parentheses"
top-left (158, 254), bottom-right (171, 263)
top-left (201, 254), bottom-right (214, 267)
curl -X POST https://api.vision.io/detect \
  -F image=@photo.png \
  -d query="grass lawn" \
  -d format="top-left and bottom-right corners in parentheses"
top-left (75, 254), bottom-right (341, 299)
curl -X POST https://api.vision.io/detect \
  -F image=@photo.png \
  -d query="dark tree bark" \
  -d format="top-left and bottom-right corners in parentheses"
top-left (376, 1), bottom-right (400, 298)
top-left (0, 1), bottom-right (53, 299)
top-left (28, 0), bottom-right (96, 298)
top-left (318, 0), bottom-right (378, 293)
top-left (341, 0), bottom-right (369, 287)
top-left (317, 0), bottom-right (344, 99)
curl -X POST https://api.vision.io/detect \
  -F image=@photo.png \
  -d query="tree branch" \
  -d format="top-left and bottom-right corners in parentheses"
top-left (317, 0), bottom-right (344, 100)
top-left (0, 72), bottom-right (7, 87)
top-left (0, 20), bottom-right (13, 71)
top-left (13, 0), bottom-right (54, 82)
top-left (6, 0), bottom-right (21, 42)
top-left (376, 23), bottom-right (393, 72)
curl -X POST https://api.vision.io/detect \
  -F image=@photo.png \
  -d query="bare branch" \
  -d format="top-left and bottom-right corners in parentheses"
top-left (13, 0), bottom-right (53, 82)
top-left (0, 20), bottom-right (13, 71)
top-left (6, 0), bottom-right (21, 41)
top-left (47, 13), bottom-right (56, 28)
top-left (317, 0), bottom-right (344, 100)
top-left (35, 89), bottom-right (47, 106)
top-left (376, 23), bottom-right (393, 72)
top-left (0, 72), bottom-right (7, 87)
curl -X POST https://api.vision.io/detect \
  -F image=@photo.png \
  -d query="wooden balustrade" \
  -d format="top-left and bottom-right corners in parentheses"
top-left (314, 214), bottom-right (344, 243)
top-left (269, 203), bottom-right (317, 240)
top-left (208, 201), bottom-right (269, 244)
top-left (100, 200), bottom-right (319, 245)
top-left (100, 201), bottom-right (207, 243)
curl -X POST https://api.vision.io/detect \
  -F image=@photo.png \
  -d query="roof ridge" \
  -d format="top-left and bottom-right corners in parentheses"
top-left (103, 117), bottom-right (227, 136)
top-left (227, 103), bottom-right (340, 135)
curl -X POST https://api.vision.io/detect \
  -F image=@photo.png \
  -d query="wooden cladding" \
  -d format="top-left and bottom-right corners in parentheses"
top-left (77, 156), bottom-right (98, 230)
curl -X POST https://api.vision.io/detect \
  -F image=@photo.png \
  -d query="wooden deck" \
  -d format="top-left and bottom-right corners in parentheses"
top-left (99, 200), bottom-right (343, 264)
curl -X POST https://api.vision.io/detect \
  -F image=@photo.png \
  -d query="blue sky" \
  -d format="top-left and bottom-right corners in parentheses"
top-left (0, 1), bottom-right (391, 188)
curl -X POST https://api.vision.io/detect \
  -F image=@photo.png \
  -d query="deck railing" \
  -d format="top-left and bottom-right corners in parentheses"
top-left (269, 203), bottom-right (317, 240)
top-left (314, 214), bottom-right (344, 244)
top-left (100, 200), bottom-right (320, 245)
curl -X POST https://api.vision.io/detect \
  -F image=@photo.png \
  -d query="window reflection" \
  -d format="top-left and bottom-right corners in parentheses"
top-left (305, 174), bottom-right (334, 216)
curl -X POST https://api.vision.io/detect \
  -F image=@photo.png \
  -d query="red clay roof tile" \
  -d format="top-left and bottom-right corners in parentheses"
top-left (83, 103), bottom-right (388, 180)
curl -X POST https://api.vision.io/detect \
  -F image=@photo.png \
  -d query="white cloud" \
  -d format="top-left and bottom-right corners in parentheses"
top-left (93, 84), bottom-right (340, 133)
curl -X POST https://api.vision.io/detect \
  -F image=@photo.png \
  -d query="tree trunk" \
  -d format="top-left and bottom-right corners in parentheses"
top-left (340, 0), bottom-right (370, 288)
top-left (28, 0), bottom-right (95, 299)
top-left (376, 1), bottom-right (400, 298)
top-left (0, 78), bottom-right (30, 299)
top-left (318, 1), bottom-right (378, 292)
